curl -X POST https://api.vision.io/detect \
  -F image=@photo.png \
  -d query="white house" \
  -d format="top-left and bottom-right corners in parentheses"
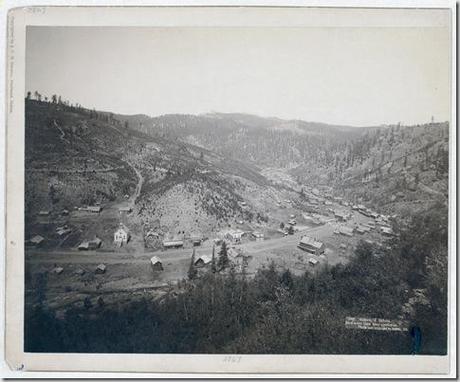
top-left (225, 229), bottom-right (245, 243)
top-left (114, 224), bottom-right (130, 247)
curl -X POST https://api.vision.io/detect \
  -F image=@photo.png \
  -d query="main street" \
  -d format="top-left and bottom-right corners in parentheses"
top-left (26, 223), bottom-right (331, 266)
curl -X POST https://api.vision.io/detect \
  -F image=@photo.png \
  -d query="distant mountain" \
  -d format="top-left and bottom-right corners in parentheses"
top-left (116, 111), bottom-right (449, 215)
top-left (113, 112), bottom-right (370, 168)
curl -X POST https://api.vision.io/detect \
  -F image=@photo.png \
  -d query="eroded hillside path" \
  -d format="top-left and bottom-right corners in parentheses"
top-left (125, 161), bottom-right (144, 208)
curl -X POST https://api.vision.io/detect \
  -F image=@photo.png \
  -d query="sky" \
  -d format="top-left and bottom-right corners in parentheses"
top-left (26, 25), bottom-right (451, 126)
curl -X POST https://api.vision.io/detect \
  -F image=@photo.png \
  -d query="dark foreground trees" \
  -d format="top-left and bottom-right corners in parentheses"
top-left (25, 205), bottom-right (448, 354)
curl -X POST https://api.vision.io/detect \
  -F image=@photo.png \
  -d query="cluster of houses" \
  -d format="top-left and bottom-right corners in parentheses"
top-left (28, 222), bottom-right (132, 251)
top-left (38, 208), bottom-right (70, 217)
top-left (26, 224), bottom-right (72, 247)
top-left (160, 228), bottom-right (265, 250)
top-left (333, 220), bottom-right (393, 238)
top-left (50, 263), bottom-right (107, 276)
top-left (149, 245), bottom-right (249, 275)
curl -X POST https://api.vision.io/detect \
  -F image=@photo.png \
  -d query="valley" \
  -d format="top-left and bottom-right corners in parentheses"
top-left (24, 98), bottom-right (449, 318)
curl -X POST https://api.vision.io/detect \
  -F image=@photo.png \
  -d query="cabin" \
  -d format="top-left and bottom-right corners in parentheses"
top-left (38, 210), bottom-right (50, 216)
top-left (89, 238), bottom-right (102, 249)
top-left (52, 267), bottom-right (64, 275)
top-left (61, 209), bottom-right (70, 216)
top-left (298, 236), bottom-right (325, 256)
top-left (356, 225), bottom-right (371, 235)
top-left (114, 224), bottom-right (130, 247)
top-left (29, 235), bottom-right (45, 246)
top-left (190, 235), bottom-right (202, 247)
top-left (334, 211), bottom-right (348, 222)
top-left (87, 206), bottom-right (102, 213)
top-left (308, 258), bottom-right (319, 266)
top-left (78, 241), bottom-right (90, 250)
top-left (381, 227), bottom-right (394, 237)
top-left (95, 264), bottom-right (106, 274)
top-left (78, 237), bottom-right (102, 250)
top-left (288, 219), bottom-right (297, 226)
top-left (163, 240), bottom-right (184, 249)
top-left (251, 231), bottom-right (264, 241)
top-left (56, 228), bottom-right (71, 236)
top-left (150, 256), bottom-right (163, 271)
top-left (339, 226), bottom-right (354, 237)
top-left (119, 206), bottom-right (132, 213)
top-left (195, 255), bottom-right (212, 268)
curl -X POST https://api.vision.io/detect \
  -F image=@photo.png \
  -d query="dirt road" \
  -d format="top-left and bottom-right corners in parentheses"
top-left (27, 223), bottom-right (329, 266)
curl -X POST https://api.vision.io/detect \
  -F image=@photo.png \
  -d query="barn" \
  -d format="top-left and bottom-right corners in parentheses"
top-left (298, 236), bottom-right (325, 256)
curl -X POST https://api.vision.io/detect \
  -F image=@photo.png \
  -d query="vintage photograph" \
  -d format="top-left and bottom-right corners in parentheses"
top-left (22, 17), bottom-right (451, 356)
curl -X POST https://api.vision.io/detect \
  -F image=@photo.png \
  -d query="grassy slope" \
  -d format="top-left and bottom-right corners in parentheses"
top-left (25, 100), bottom-right (139, 223)
top-left (26, 100), bottom-right (273, 242)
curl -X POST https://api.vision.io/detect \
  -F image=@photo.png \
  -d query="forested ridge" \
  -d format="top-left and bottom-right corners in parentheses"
top-left (25, 203), bottom-right (447, 354)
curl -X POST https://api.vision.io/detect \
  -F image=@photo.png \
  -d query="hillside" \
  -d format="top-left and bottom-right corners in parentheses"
top-left (114, 112), bottom-right (365, 168)
top-left (25, 100), bottom-right (278, 242)
top-left (114, 111), bottom-right (449, 218)
top-left (291, 122), bottom-right (449, 215)
top-left (26, 99), bottom-right (449, 242)
top-left (25, 100), bottom-right (139, 220)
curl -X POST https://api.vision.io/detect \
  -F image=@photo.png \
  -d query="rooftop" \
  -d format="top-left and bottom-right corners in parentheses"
top-left (299, 236), bottom-right (324, 249)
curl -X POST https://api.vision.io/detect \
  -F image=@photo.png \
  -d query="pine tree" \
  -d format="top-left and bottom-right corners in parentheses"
top-left (280, 269), bottom-right (294, 289)
top-left (211, 244), bottom-right (217, 273)
top-left (188, 249), bottom-right (197, 280)
top-left (217, 242), bottom-right (229, 270)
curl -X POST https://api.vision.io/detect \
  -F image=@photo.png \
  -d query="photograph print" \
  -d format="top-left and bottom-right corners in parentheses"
top-left (23, 11), bottom-right (451, 356)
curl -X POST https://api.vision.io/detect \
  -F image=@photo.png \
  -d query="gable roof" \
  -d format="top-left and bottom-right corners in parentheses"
top-left (30, 235), bottom-right (44, 244)
top-left (195, 255), bottom-right (212, 264)
top-left (150, 256), bottom-right (162, 265)
top-left (299, 236), bottom-right (324, 249)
